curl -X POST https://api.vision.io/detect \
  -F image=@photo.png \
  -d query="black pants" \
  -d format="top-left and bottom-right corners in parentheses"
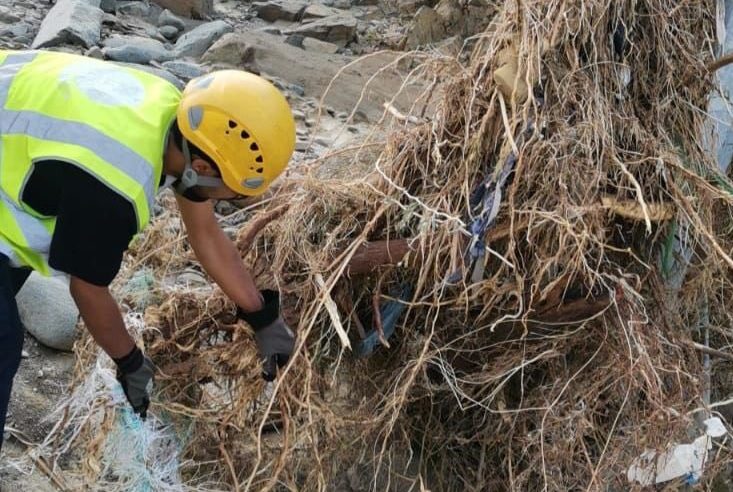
top-left (0, 254), bottom-right (31, 452)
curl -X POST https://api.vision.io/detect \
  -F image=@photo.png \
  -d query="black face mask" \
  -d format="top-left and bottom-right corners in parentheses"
top-left (178, 184), bottom-right (209, 203)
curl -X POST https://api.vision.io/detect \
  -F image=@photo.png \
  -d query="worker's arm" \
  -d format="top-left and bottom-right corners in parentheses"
top-left (175, 195), bottom-right (263, 312)
top-left (177, 195), bottom-right (295, 380)
top-left (70, 276), bottom-right (155, 417)
top-left (69, 276), bottom-right (134, 358)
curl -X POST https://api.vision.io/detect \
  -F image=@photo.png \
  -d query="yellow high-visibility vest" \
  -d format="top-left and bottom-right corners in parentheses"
top-left (0, 50), bottom-right (181, 274)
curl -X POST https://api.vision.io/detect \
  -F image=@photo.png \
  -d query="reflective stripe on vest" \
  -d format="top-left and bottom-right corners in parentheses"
top-left (0, 50), bottom-right (181, 273)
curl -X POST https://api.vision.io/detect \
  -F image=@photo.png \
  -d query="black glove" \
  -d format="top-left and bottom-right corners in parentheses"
top-left (114, 345), bottom-right (155, 419)
top-left (238, 290), bottom-right (295, 381)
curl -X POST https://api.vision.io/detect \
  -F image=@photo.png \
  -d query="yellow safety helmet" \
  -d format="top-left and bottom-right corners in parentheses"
top-left (177, 70), bottom-right (296, 196)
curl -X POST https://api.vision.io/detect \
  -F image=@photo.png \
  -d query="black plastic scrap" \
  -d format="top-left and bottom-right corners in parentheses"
top-left (356, 284), bottom-right (413, 358)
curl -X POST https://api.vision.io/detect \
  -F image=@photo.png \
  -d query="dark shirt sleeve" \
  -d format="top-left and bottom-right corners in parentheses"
top-left (23, 164), bottom-right (138, 287)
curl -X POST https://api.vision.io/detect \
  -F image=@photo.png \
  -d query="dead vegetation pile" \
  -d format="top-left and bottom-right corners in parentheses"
top-left (36, 1), bottom-right (733, 490)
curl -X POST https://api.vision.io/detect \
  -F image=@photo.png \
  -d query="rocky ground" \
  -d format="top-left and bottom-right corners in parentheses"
top-left (0, 0), bottom-right (486, 488)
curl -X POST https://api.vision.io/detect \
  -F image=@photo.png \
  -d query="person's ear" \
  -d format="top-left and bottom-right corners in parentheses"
top-left (191, 157), bottom-right (215, 176)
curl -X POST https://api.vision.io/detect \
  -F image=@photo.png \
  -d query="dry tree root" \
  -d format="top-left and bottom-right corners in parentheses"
top-left (35, 1), bottom-right (733, 491)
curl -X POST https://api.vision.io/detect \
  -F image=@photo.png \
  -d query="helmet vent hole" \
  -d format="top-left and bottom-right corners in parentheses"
top-left (240, 130), bottom-right (250, 139)
top-left (256, 168), bottom-right (264, 174)
top-left (250, 142), bottom-right (259, 151)
top-left (228, 120), bottom-right (237, 129)
top-left (256, 156), bottom-right (263, 163)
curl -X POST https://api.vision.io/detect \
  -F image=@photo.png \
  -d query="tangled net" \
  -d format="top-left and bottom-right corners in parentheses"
top-left (34, 1), bottom-right (733, 490)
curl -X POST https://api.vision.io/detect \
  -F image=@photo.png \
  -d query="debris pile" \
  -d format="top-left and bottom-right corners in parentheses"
top-left (34, 1), bottom-right (733, 490)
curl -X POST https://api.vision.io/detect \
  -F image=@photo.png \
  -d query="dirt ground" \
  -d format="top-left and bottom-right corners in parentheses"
top-left (0, 334), bottom-right (76, 490)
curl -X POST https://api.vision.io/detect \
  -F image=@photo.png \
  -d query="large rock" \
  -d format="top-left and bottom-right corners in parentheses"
top-left (99, 0), bottom-right (117, 13)
top-left (253, 1), bottom-right (306, 22)
top-left (435, 0), bottom-right (491, 38)
top-left (0, 23), bottom-right (31, 40)
top-left (162, 60), bottom-right (207, 80)
top-left (0, 5), bottom-right (22, 23)
top-left (397, 0), bottom-right (429, 15)
top-left (159, 25), bottom-right (180, 40)
top-left (302, 4), bottom-right (342, 20)
top-left (201, 32), bottom-right (256, 68)
top-left (16, 273), bottom-right (79, 352)
top-left (151, 0), bottom-right (213, 19)
top-left (285, 14), bottom-right (357, 47)
top-left (302, 37), bottom-right (339, 54)
top-left (102, 35), bottom-right (174, 63)
top-left (223, 31), bottom-right (411, 122)
top-left (32, 0), bottom-right (104, 49)
top-left (404, 6), bottom-right (445, 49)
top-left (115, 62), bottom-right (185, 88)
top-left (158, 8), bottom-right (186, 30)
top-left (117, 1), bottom-right (150, 17)
top-left (175, 20), bottom-right (233, 58)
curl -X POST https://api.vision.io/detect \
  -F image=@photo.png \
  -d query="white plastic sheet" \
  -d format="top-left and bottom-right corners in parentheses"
top-left (627, 417), bottom-right (728, 486)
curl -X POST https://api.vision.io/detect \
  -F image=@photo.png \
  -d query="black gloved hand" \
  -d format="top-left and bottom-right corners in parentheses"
top-left (114, 345), bottom-right (155, 419)
top-left (238, 290), bottom-right (295, 381)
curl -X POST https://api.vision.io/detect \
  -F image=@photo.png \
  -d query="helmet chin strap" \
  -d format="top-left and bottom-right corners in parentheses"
top-left (173, 138), bottom-right (225, 195)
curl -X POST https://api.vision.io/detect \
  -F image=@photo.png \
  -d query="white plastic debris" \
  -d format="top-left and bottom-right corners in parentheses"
top-left (703, 416), bottom-right (727, 438)
top-left (627, 417), bottom-right (728, 486)
top-left (36, 314), bottom-right (188, 491)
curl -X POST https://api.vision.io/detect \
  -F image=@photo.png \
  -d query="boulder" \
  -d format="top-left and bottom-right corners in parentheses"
top-left (302, 37), bottom-right (339, 54)
top-left (115, 62), bottom-right (185, 88)
top-left (434, 0), bottom-right (492, 38)
top-left (201, 32), bottom-right (256, 68)
top-left (284, 34), bottom-right (304, 48)
top-left (159, 25), bottom-right (180, 40)
top-left (434, 0), bottom-right (461, 27)
top-left (162, 60), bottom-right (207, 80)
top-left (258, 26), bottom-right (282, 35)
top-left (404, 6), bottom-right (445, 49)
top-left (302, 4), bottom-right (342, 20)
top-left (102, 35), bottom-right (174, 63)
top-left (213, 31), bottom-right (406, 123)
top-left (397, 0), bottom-right (429, 15)
top-left (85, 45), bottom-right (105, 58)
top-left (285, 14), bottom-right (357, 47)
top-left (99, 0), bottom-right (117, 13)
top-left (290, 82), bottom-right (305, 96)
top-left (0, 6), bottom-right (22, 23)
top-left (253, 1), bottom-right (307, 22)
top-left (117, 1), bottom-right (150, 17)
top-left (295, 140), bottom-right (309, 152)
top-left (0, 23), bottom-right (31, 40)
top-left (151, 0), bottom-right (214, 19)
top-left (158, 8), bottom-right (186, 31)
top-left (32, 0), bottom-right (104, 49)
top-left (175, 20), bottom-right (233, 58)
top-left (16, 273), bottom-right (79, 352)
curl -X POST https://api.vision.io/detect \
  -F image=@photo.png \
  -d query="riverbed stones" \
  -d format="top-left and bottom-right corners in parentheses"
top-left (16, 273), bottom-right (79, 352)
top-left (32, 0), bottom-right (104, 49)
top-left (175, 20), bottom-right (233, 57)
top-left (285, 14), bottom-right (357, 47)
